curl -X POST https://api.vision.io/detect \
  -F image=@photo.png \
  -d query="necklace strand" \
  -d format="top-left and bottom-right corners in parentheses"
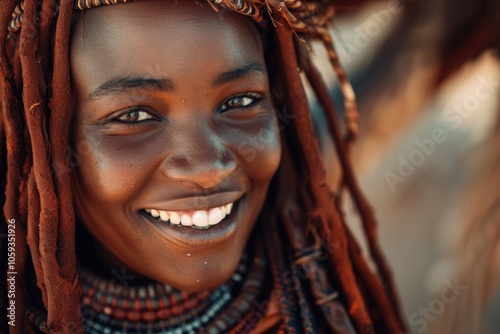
top-left (27, 241), bottom-right (275, 333)
top-left (78, 253), bottom-right (251, 334)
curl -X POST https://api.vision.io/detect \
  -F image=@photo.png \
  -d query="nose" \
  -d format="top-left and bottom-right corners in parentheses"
top-left (161, 126), bottom-right (237, 189)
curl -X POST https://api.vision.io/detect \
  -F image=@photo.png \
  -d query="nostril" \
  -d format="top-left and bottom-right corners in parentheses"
top-left (168, 155), bottom-right (190, 168)
top-left (161, 148), bottom-right (236, 188)
top-left (218, 149), bottom-right (234, 164)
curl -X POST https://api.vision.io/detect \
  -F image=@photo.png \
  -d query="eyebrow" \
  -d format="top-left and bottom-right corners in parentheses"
top-left (212, 62), bottom-right (267, 87)
top-left (87, 62), bottom-right (267, 99)
top-left (88, 77), bottom-right (175, 99)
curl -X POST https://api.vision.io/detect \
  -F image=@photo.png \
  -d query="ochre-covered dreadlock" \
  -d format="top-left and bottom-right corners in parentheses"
top-left (1, 0), bottom-right (406, 333)
top-left (1, 2), bottom-right (28, 333)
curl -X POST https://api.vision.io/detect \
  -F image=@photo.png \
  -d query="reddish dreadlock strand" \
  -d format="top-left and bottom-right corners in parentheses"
top-left (345, 228), bottom-right (402, 332)
top-left (274, 20), bottom-right (374, 333)
top-left (1, 0), bottom-right (22, 232)
top-left (27, 168), bottom-right (47, 307)
top-left (314, 27), bottom-right (359, 147)
top-left (303, 57), bottom-right (407, 331)
top-left (304, 55), bottom-right (405, 328)
top-left (265, 215), bottom-right (302, 333)
top-left (49, 0), bottom-right (80, 300)
top-left (12, 156), bottom-right (30, 334)
top-left (19, 0), bottom-right (59, 326)
top-left (39, 0), bottom-right (57, 83)
top-left (260, 0), bottom-right (359, 148)
top-left (1, 2), bottom-right (28, 334)
top-left (19, 1), bottom-right (83, 332)
top-left (26, 0), bottom-right (83, 330)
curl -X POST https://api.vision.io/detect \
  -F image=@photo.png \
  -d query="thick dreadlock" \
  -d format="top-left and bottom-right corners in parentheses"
top-left (1, 0), bottom-right (406, 333)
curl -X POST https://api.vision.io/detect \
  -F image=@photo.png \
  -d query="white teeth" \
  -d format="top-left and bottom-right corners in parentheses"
top-left (208, 207), bottom-right (223, 225)
top-left (159, 211), bottom-right (169, 222)
top-left (146, 201), bottom-right (236, 227)
top-left (192, 211), bottom-right (208, 227)
top-left (181, 214), bottom-right (193, 226)
top-left (225, 203), bottom-right (233, 215)
top-left (169, 212), bottom-right (181, 224)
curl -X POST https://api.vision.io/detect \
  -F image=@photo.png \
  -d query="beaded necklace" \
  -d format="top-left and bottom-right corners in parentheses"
top-left (78, 264), bottom-right (241, 333)
top-left (27, 244), bottom-right (275, 334)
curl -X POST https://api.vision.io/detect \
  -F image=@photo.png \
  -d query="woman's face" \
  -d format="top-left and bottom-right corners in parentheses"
top-left (70, 0), bottom-right (281, 290)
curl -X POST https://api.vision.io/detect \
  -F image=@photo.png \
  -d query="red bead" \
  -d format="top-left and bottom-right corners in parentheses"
top-left (90, 301), bottom-right (103, 312)
top-left (169, 294), bottom-right (178, 305)
top-left (198, 290), bottom-right (210, 300)
top-left (103, 306), bottom-right (112, 315)
top-left (146, 298), bottom-right (154, 310)
top-left (142, 311), bottom-right (156, 322)
top-left (126, 311), bottom-right (141, 322)
top-left (123, 299), bottom-right (130, 309)
top-left (184, 298), bottom-right (197, 309)
top-left (157, 309), bottom-right (170, 319)
top-left (171, 304), bottom-right (184, 315)
top-left (87, 287), bottom-right (95, 297)
top-left (113, 309), bottom-right (126, 320)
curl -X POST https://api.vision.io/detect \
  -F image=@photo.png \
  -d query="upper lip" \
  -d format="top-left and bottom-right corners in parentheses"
top-left (142, 190), bottom-right (245, 212)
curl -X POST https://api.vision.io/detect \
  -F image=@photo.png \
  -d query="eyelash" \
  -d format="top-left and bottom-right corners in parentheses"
top-left (111, 92), bottom-right (265, 125)
top-left (218, 92), bottom-right (264, 113)
top-left (112, 107), bottom-right (158, 125)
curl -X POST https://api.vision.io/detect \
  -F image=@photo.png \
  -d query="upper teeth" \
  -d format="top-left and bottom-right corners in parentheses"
top-left (145, 203), bottom-right (234, 227)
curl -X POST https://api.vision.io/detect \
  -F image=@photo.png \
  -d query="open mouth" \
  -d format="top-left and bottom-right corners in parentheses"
top-left (142, 201), bottom-right (237, 230)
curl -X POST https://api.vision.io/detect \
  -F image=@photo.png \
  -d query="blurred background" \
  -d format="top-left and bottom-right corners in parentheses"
top-left (310, 0), bottom-right (499, 332)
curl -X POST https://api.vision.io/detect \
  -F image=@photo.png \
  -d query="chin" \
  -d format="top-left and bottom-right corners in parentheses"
top-left (126, 245), bottom-right (244, 292)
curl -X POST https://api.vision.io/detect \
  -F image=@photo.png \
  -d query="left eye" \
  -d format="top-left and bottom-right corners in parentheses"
top-left (116, 110), bottom-right (154, 123)
top-left (219, 94), bottom-right (261, 113)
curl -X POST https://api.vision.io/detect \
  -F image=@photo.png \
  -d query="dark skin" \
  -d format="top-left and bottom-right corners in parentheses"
top-left (70, 0), bottom-right (281, 290)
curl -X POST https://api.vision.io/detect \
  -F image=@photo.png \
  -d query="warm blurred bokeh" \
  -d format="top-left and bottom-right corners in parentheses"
top-left (314, 0), bottom-right (499, 332)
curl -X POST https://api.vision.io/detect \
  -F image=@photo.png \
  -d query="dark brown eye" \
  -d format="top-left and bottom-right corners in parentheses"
top-left (219, 93), bottom-right (262, 113)
top-left (117, 110), bottom-right (154, 123)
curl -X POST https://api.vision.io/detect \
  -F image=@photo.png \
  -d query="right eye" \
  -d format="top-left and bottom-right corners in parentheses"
top-left (114, 108), bottom-right (157, 124)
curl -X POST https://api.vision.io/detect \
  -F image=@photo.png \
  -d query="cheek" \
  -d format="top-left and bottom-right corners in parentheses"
top-left (231, 118), bottom-right (282, 183)
top-left (72, 132), bottom-right (155, 203)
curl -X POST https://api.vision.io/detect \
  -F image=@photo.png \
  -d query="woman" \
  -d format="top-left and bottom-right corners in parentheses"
top-left (0, 0), bottom-right (406, 333)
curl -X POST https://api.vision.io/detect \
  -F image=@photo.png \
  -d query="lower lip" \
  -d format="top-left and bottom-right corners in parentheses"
top-left (142, 197), bottom-right (243, 250)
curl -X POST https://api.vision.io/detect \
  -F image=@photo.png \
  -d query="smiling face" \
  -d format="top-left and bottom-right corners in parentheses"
top-left (70, 0), bottom-right (281, 290)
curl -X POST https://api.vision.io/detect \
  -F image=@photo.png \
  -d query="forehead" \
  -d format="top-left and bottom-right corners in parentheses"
top-left (70, 0), bottom-right (264, 92)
